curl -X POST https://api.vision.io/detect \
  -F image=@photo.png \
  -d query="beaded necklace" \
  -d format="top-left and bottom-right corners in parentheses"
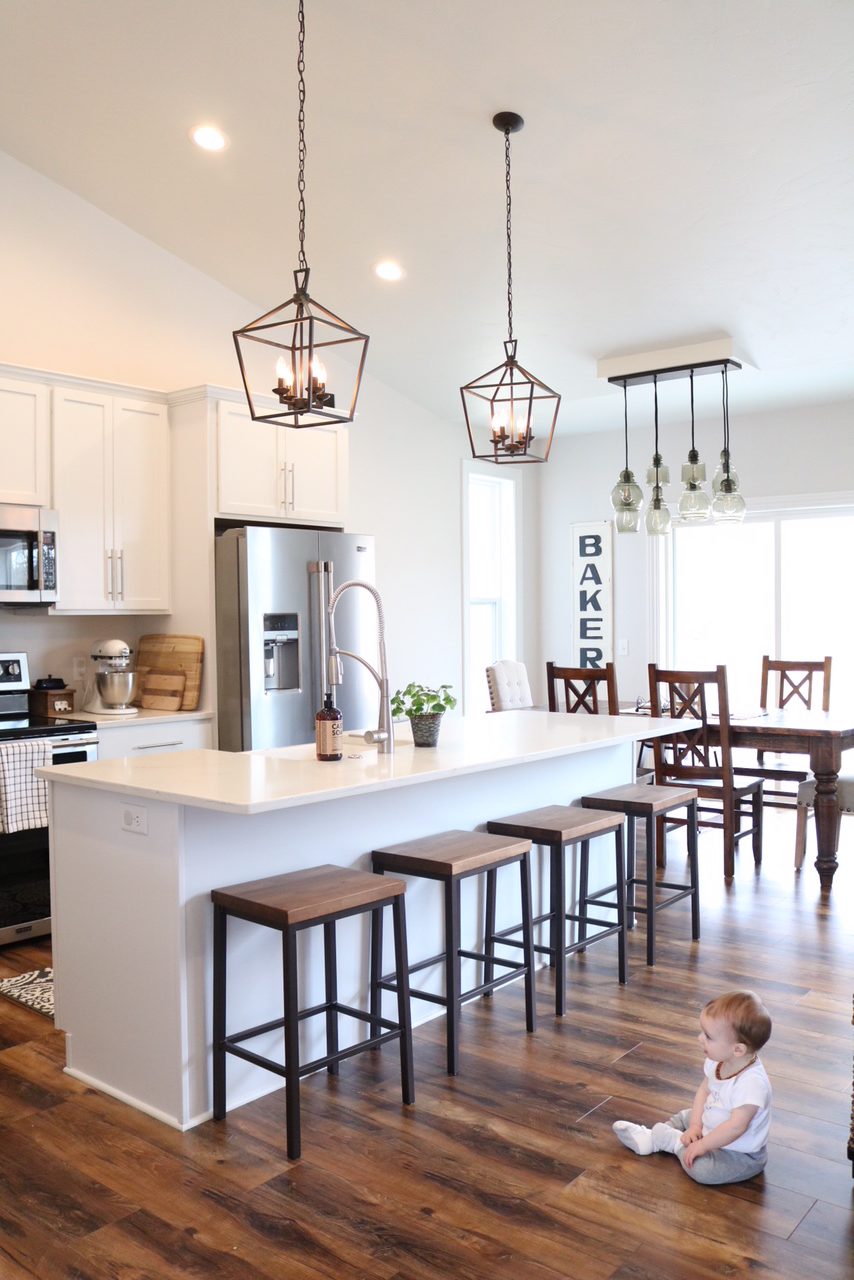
top-left (715, 1054), bottom-right (757, 1082)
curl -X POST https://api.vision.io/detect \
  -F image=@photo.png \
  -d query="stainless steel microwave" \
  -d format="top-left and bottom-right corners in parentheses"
top-left (0, 505), bottom-right (58, 604)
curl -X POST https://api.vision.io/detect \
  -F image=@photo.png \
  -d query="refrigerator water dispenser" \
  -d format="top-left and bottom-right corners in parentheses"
top-left (263, 614), bottom-right (300, 691)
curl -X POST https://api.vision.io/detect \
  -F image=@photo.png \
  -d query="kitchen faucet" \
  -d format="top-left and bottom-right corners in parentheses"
top-left (327, 580), bottom-right (393, 754)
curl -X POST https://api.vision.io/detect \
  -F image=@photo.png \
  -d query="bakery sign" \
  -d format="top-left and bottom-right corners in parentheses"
top-left (570, 522), bottom-right (613, 667)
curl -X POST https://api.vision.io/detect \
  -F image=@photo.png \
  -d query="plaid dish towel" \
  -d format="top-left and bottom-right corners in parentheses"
top-left (0, 739), bottom-right (52, 834)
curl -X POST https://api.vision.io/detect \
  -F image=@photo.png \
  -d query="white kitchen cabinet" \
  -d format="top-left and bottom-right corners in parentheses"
top-left (216, 400), bottom-right (347, 525)
top-left (52, 388), bottom-right (170, 612)
top-left (96, 715), bottom-right (213, 760)
top-left (0, 375), bottom-right (51, 505)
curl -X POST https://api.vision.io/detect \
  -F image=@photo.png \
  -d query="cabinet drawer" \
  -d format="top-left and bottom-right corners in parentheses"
top-left (97, 718), bottom-right (212, 760)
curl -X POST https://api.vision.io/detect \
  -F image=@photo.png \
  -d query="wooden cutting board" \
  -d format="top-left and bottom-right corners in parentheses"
top-left (139, 672), bottom-right (186, 711)
top-left (134, 635), bottom-right (204, 711)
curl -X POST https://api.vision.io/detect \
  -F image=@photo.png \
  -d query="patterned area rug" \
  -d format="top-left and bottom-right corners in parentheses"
top-left (0, 968), bottom-right (54, 1019)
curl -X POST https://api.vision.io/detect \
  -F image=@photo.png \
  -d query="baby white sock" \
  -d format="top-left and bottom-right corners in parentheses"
top-left (613, 1120), bottom-right (683, 1156)
top-left (612, 1120), bottom-right (655, 1155)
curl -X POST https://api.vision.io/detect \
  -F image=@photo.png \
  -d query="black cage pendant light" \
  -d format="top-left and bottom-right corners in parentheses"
top-left (460, 112), bottom-right (560, 464)
top-left (233, 0), bottom-right (368, 429)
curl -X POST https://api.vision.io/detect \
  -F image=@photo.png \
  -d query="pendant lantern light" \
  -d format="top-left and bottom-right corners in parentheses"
top-left (677, 370), bottom-right (712, 522)
top-left (711, 365), bottom-right (746, 521)
top-left (645, 375), bottom-right (672, 535)
top-left (610, 382), bottom-right (644, 532)
top-left (460, 112), bottom-right (560, 464)
top-left (233, 0), bottom-right (368, 428)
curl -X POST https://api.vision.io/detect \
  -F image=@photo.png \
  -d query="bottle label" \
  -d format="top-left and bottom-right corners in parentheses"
top-left (316, 717), bottom-right (342, 758)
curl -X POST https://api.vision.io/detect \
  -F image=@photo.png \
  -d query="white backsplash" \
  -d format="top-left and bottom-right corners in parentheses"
top-left (0, 613), bottom-right (152, 701)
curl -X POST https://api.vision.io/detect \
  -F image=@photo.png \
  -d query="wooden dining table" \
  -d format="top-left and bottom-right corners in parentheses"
top-left (724, 709), bottom-right (854, 891)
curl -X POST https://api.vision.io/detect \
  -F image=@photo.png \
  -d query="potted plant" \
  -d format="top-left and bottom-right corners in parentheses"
top-left (391, 682), bottom-right (457, 747)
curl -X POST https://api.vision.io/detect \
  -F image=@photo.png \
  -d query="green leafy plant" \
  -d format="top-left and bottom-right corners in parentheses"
top-left (391, 682), bottom-right (457, 719)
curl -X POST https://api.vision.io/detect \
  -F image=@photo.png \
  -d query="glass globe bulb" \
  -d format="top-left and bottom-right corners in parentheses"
top-left (677, 484), bottom-right (712, 522)
top-left (614, 505), bottom-right (642, 533)
top-left (610, 469), bottom-right (644, 513)
top-left (645, 494), bottom-right (672, 535)
top-left (712, 485), bottom-right (747, 522)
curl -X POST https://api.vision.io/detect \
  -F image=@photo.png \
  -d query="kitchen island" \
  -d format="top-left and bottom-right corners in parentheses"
top-left (41, 710), bottom-right (676, 1129)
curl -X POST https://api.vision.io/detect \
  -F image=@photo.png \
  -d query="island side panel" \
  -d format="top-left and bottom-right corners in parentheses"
top-left (49, 782), bottom-right (188, 1126)
top-left (182, 741), bottom-right (634, 1126)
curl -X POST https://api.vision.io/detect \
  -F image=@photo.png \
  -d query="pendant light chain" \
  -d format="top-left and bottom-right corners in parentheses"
top-left (296, 0), bottom-right (308, 271)
top-left (504, 127), bottom-right (514, 343)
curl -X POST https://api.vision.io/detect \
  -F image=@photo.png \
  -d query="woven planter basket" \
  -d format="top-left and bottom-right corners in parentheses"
top-left (409, 712), bottom-right (444, 747)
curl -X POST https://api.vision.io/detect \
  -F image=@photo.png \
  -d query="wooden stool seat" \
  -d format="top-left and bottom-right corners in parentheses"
top-left (212, 863), bottom-right (414, 1161)
top-left (581, 784), bottom-right (700, 967)
top-left (488, 804), bottom-right (627, 1014)
top-left (371, 829), bottom-right (536, 1075)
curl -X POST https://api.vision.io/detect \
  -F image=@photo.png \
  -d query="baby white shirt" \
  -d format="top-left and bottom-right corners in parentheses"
top-left (702, 1056), bottom-right (772, 1153)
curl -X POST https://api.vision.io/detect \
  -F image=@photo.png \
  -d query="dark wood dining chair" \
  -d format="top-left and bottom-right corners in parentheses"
top-left (734, 655), bottom-right (832, 808)
top-left (546, 662), bottom-right (619, 715)
top-left (648, 663), bottom-right (764, 880)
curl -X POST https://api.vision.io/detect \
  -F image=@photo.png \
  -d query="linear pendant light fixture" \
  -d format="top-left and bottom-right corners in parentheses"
top-left (606, 353), bottom-right (743, 533)
top-left (233, 0), bottom-right (368, 429)
top-left (460, 112), bottom-right (560, 464)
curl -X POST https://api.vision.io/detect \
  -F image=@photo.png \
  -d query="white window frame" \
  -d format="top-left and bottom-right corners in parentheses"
top-left (461, 460), bottom-right (524, 714)
top-left (651, 490), bottom-right (854, 665)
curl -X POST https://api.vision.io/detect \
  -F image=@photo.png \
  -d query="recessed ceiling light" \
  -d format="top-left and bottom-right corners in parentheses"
top-left (190, 124), bottom-right (229, 152)
top-left (374, 260), bottom-right (405, 282)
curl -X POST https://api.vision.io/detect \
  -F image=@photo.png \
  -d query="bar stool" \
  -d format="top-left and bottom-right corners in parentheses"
top-left (486, 805), bottom-right (627, 1014)
top-left (212, 863), bottom-right (414, 1160)
top-left (371, 830), bottom-right (536, 1076)
top-left (580, 784), bottom-right (700, 967)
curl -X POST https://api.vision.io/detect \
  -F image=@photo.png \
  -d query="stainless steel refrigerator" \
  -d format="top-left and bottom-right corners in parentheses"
top-left (215, 526), bottom-right (378, 751)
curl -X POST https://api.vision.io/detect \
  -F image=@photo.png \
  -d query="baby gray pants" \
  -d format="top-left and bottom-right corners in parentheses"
top-left (667, 1108), bottom-right (767, 1185)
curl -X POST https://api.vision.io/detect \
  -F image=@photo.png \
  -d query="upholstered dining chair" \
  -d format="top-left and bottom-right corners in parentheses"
top-left (648, 663), bottom-right (764, 880)
top-left (734, 655), bottom-right (832, 808)
top-left (485, 660), bottom-right (534, 711)
top-left (545, 661), bottom-right (619, 715)
top-left (794, 776), bottom-right (854, 869)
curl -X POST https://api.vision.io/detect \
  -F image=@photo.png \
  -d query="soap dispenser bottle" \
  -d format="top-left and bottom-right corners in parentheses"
top-left (315, 692), bottom-right (343, 761)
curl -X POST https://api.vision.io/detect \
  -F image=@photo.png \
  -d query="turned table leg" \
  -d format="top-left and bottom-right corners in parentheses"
top-left (810, 740), bottom-right (842, 892)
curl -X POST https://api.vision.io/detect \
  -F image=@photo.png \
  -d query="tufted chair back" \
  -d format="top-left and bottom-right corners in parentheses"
top-left (485, 660), bottom-right (534, 711)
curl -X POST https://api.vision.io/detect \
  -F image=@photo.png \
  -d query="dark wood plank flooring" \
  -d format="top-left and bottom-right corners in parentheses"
top-left (0, 811), bottom-right (852, 1278)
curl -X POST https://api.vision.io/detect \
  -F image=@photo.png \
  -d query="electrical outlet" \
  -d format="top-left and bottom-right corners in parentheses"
top-left (72, 656), bottom-right (87, 682)
top-left (121, 804), bottom-right (148, 835)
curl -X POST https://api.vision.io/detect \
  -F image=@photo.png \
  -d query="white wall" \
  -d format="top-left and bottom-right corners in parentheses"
top-left (539, 398), bottom-right (854, 702)
top-left (2, 149), bottom-right (532, 712)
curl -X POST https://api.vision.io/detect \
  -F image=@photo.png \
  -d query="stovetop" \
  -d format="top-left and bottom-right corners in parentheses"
top-left (0, 714), bottom-right (96, 742)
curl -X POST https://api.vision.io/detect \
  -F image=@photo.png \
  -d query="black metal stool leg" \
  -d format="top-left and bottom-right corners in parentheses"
top-left (444, 877), bottom-right (462, 1075)
top-left (283, 926), bottom-right (301, 1160)
top-left (369, 897), bottom-right (384, 1043)
top-left (483, 867), bottom-right (497, 995)
top-left (323, 920), bottom-right (339, 1075)
top-left (645, 813), bottom-right (656, 967)
top-left (548, 843), bottom-right (559, 968)
top-left (392, 894), bottom-right (415, 1105)
top-left (626, 815), bottom-right (636, 929)
top-left (212, 904), bottom-right (227, 1120)
top-left (688, 799), bottom-right (701, 940)
top-left (577, 838), bottom-right (589, 952)
top-left (520, 851), bottom-right (537, 1032)
top-left (615, 825), bottom-right (627, 985)
top-left (553, 839), bottom-right (567, 1017)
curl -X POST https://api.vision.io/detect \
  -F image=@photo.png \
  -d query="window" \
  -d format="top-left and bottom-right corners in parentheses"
top-left (666, 500), bottom-right (854, 711)
top-left (463, 470), bottom-right (518, 712)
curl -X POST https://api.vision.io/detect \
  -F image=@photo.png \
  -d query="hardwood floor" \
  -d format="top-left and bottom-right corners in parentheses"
top-left (0, 811), bottom-right (852, 1278)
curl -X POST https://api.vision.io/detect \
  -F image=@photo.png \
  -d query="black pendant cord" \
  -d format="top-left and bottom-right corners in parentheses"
top-left (504, 127), bottom-right (513, 343)
top-left (623, 382), bottom-right (630, 470)
top-left (689, 369), bottom-right (696, 451)
top-left (296, 0), bottom-right (308, 272)
top-left (721, 368), bottom-right (730, 478)
top-left (653, 374), bottom-right (660, 487)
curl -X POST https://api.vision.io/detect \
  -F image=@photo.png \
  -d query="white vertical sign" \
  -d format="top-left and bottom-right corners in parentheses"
top-left (571, 522), bottom-right (613, 667)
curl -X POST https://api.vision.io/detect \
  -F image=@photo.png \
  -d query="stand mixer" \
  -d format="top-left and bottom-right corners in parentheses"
top-left (83, 639), bottom-right (139, 715)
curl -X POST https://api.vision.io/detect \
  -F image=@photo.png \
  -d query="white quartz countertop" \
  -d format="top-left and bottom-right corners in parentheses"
top-left (38, 710), bottom-right (676, 815)
top-left (73, 708), bottom-right (214, 729)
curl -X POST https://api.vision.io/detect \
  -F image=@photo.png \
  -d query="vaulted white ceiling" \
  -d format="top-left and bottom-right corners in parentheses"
top-left (1, 0), bottom-right (853, 431)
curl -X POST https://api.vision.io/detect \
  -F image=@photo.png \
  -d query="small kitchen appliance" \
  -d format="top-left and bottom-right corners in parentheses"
top-left (0, 505), bottom-right (58, 605)
top-left (83, 639), bottom-right (139, 715)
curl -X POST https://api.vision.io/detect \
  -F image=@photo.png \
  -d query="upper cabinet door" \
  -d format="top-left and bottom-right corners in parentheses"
top-left (283, 424), bottom-right (348, 525)
top-left (0, 376), bottom-right (50, 505)
top-left (216, 401), bottom-right (284, 519)
top-left (112, 399), bottom-right (170, 611)
top-left (52, 388), bottom-right (114, 610)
